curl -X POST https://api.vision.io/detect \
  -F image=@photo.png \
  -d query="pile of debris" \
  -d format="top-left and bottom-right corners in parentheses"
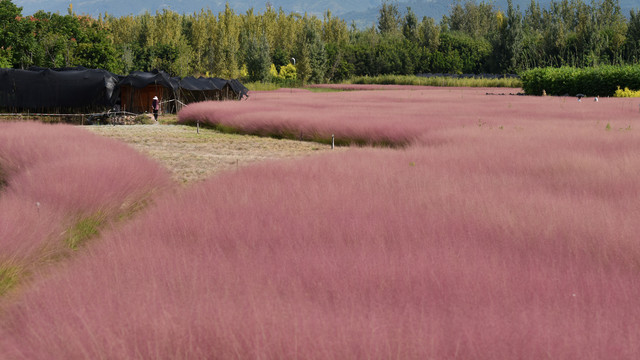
top-left (86, 113), bottom-right (153, 125)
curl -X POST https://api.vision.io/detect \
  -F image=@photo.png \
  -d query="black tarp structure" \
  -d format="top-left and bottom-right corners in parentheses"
top-left (179, 76), bottom-right (221, 104)
top-left (0, 66), bottom-right (119, 113)
top-left (227, 79), bottom-right (250, 99)
top-left (179, 76), bottom-right (249, 104)
top-left (0, 67), bottom-right (249, 115)
top-left (117, 71), bottom-right (249, 114)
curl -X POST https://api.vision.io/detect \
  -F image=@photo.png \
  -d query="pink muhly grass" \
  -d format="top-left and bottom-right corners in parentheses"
top-left (0, 194), bottom-right (65, 262)
top-left (0, 122), bottom-right (171, 286)
top-left (4, 116), bottom-right (640, 359)
top-left (178, 90), bottom-right (448, 146)
top-left (179, 87), bottom-right (640, 148)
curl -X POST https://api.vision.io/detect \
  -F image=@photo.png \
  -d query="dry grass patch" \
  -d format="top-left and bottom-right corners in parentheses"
top-left (85, 124), bottom-right (334, 184)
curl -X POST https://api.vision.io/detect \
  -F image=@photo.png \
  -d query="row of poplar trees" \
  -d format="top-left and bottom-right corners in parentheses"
top-left (1, 0), bottom-right (640, 83)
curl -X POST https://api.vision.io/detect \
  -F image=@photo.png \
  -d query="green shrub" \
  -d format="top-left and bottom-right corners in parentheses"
top-left (521, 65), bottom-right (640, 96)
top-left (278, 64), bottom-right (297, 80)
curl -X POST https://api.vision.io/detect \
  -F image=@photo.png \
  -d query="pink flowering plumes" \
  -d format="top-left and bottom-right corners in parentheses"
top-left (4, 88), bottom-right (640, 358)
top-left (178, 87), bottom-right (640, 147)
top-left (0, 122), bottom-right (171, 270)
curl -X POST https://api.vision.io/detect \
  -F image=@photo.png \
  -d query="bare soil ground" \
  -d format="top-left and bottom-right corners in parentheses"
top-left (85, 123), bottom-right (334, 184)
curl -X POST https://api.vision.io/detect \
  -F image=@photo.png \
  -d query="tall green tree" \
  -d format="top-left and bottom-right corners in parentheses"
top-left (0, 0), bottom-right (39, 68)
top-left (523, 0), bottom-right (543, 32)
top-left (346, 26), bottom-right (379, 77)
top-left (295, 18), bottom-right (326, 84)
top-left (433, 32), bottom-right (492, 74)
top-left (244, 32), bottom-right (271, 82)
top-left (497, 0), bottom-right (524, 73)
top-left (541, 2), bottom-right (569, 66)
top-left (0, 0), bottom-right (22, 67)
top-left (625, 9), bottom-right (640, 61)
top-left (402, 7), bottom-right (418, 42)
top-left (145, 9), bottom-right (190, 76)
top-left (594, 0), bottom-right (627, 64)
top-left (323, 10), bottom-right (350, 82)
top-left (518, 0), bottom-right (545, 68)
top-left (75, 16), bottom-right (118, 71)
top-left (443, 0), bottom-right (499, 39)
top-left (418, 16), bottom-right (440, 52)
top-left (272, 8), bottom-right (300, 64)
top-left (377, 1), bottom-right (401, 35)
top-left (211, 4), bottom-right (241, 78)
top-left (183, 10), bottom-right (216, 75)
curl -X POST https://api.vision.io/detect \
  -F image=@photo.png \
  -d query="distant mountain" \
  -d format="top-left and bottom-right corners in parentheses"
top-left (14, 0), bottom-right (640, 27)
top-left (16, 0), bottom-right (380, 18)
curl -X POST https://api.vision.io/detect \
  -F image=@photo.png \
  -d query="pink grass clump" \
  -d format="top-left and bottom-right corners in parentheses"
top-left (0, 122), bottom-right (171, 276)
top-left (4, 110), bottom-right (640, 358)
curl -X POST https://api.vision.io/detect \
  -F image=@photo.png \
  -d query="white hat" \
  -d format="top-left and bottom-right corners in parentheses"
top-left (153, 96), bottom-right (158, 100)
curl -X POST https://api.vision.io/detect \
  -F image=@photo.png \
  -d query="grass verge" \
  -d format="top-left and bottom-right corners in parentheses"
top-left (244, 82), bottom-right (284, 91)
top-left (244, 75), bottom-right (521, 92)
top-left (348, 74), bottom-right (522, 88)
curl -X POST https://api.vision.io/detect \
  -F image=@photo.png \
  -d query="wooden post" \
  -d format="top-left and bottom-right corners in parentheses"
top-left (332, 134), bottom-right (335, 149)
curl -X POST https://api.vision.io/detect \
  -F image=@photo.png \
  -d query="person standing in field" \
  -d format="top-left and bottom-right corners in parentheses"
top-left (152, 96), bottom-right (159, 121)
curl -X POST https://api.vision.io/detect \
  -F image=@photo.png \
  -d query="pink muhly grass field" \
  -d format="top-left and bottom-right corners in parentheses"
top-left (178, 87), bottom-right (640, 147)
top-left (4, 107), bottom-right (640, 358)
top-left (0, 122), bottom-right (171, 278)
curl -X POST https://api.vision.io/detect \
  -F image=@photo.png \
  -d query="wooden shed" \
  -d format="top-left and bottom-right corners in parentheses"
top-left (117, 70), bottom-right (179, 114)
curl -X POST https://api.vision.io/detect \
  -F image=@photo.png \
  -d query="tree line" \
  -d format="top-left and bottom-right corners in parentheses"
top-left (1, 0), bottom-right (640, 83)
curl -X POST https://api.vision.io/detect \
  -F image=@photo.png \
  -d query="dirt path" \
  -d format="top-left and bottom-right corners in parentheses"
top-left (85, 124), bottom-right (335, 184)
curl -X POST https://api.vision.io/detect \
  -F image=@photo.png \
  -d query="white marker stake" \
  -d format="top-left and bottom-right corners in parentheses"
top-left (332, 134), bottom-right (335, 149)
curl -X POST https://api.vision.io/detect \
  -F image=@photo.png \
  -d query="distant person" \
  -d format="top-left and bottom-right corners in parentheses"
top-left (152, 96), bottom-right (159, 121)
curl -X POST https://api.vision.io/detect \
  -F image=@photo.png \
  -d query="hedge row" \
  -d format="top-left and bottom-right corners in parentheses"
top-left (350, 74), bottom-right (522, 88)
top-left (520, 66), bottom-right (640, 97)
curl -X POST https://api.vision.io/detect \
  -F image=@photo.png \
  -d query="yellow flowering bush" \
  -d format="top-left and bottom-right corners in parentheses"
top-left (614, 86), bottom-right (640, 97)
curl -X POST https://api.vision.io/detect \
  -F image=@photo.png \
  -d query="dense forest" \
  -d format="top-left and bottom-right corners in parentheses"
top-left (1, 0), bottom-right (640, 83)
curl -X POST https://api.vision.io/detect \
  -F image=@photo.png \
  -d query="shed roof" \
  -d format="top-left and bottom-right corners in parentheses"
top-left (0, 67), bottom-right (119, 112)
